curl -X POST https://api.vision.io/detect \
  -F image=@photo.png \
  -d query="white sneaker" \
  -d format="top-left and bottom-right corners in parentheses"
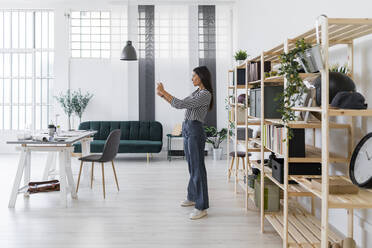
top-left (180, 199), bottom-right (195, 207)
top-left (189, 208), bottom-right (208, 220)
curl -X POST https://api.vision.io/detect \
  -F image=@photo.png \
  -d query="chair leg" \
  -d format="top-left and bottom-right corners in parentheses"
top-left (101, 162), bottom-right (106, 199)
top-left (147, 153), bottom-right (149, 163)
top-left (235, 157), bottom-right (240, 194)
top-left (242, 157), bottom-right (246, 171)
top-left (91, 162), bottom-right (94, 189)
top-left (111, 161), bottom-right (120, 191)
top-left (76, 161), bottom-right (83, 193)
top-left (227, 156), bottom-right (235, 181)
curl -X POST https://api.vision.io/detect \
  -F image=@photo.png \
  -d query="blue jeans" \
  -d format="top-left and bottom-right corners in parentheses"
top-left (182, 120), bottom-right (209, 210)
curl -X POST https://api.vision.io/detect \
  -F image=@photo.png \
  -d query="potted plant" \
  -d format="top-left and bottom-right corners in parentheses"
top-left (204, 126), bottom-right (229, 160)
top-left (71, 89), bottom-right (94, 123)
top-left (55, 90), bottom-right (74, 130)
top-left (234, 50), bottom-right (248, 65)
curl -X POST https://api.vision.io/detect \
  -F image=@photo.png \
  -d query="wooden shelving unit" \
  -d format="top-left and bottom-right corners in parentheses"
top-left (227, 17), bottom-right (372, 248)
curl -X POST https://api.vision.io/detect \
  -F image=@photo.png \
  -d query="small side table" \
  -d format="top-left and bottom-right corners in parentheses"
top-left (166, 134), bottom-right (184, 161)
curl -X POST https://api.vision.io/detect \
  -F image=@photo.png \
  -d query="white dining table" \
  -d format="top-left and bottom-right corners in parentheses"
top-left (7, 130), bottom-right (97, 208)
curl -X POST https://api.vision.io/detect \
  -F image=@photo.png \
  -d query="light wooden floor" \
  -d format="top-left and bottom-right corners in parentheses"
top-left (0, 153), bottom-right (281, 248)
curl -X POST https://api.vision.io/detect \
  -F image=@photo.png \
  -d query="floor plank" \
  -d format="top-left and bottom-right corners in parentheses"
top-left (0, 153), bottom-right (282, 248)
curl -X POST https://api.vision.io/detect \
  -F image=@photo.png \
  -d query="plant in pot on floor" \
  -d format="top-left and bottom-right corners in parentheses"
top-left (234, 50), bottom-right (248, 66)
top-left (204, 126), bottom-right (229, 160)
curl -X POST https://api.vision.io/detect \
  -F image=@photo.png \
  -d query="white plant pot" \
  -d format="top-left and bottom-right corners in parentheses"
top-left (213, 148), bottom-right (223, 160)
top-left (236, 60), bottom-right (245, 66)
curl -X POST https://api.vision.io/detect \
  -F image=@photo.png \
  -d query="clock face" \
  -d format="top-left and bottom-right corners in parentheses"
top-left (351, 133), bottom-right (372, 187)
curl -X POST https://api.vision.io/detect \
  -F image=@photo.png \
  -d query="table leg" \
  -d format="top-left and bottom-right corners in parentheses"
top-left (23, 150), bottom-right (31, 197)
top-left (59, 150), bottom-right (67, 207)
top-left (8, 149), bottom-right (27, 208)
top-left (42, 152), bottom-right (56, 180)
top-left (80, 138), bottom-right (91, 186)
top-left (65, 149), bottom-right (77, 199)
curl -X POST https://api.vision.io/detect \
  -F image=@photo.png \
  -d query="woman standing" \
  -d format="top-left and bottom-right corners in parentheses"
top-left (156, 66), bottom-right (213, 220)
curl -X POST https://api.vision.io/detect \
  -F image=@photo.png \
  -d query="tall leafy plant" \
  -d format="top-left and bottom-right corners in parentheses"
top-left (71, 89), bottom-right (93, 122)
top-left (278, 39), bottom-right (311, 136)
top-left (55, 90), bottom-right (74, 130)
top-left (55, 89), bottom-right (93, 130)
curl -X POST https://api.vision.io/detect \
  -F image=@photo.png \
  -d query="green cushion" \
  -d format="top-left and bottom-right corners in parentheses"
top-left (73, 121), bottom-right (163, 154)
top-left (118, 140), bottom-right (162, 153)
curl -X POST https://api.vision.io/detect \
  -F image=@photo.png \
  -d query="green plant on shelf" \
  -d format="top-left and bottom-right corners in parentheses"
top-left (277, 38), bottom-right (312, 138)
top-left (225, 95), bottom-right (234, 110)
top-left (264, 71), bottom-right (278, 78)
top-left (234, 50), bottom-right (248, 62)
top-left (329, 63), bottom-right (350, 74)
top-left (227, 121), bottom-right (235, 137)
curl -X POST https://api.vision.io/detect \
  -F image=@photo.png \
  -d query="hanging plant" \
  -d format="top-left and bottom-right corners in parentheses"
top-left (277, 39), bottom-right (312, 137)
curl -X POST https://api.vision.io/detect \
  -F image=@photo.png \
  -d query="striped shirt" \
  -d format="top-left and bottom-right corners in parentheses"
top-left (171, 89), bottom-right (211, 123)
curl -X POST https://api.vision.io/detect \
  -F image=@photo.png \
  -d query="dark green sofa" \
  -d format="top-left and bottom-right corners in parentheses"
top-left (74, 121), bottom-right (163, 155)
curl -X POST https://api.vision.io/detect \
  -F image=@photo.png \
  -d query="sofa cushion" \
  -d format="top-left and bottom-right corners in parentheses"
top-left (118, 140), bottom-right (162, 153)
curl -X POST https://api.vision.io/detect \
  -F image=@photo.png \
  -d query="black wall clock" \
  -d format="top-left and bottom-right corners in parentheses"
top-left (350, 132), bottom-right (372, 188)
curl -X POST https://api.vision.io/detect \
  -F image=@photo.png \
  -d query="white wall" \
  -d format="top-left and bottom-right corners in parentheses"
top-left (1, 1), bottom-right (234, 154)
top-left (235, 0), bottom-right (372, 246)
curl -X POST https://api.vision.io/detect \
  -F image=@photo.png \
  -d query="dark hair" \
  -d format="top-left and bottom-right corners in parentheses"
top-left (193, 66), bottom-right (214, 111)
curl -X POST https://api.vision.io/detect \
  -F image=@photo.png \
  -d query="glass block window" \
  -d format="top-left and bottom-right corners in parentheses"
top-left (0, 10), bottom-right (54, 130)
top-left (70, 10), bottom-right (127, 59)
top-left (198, 6), bottom-right (216, 60)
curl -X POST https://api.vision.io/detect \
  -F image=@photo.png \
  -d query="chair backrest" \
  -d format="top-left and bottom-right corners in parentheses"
top-left (100, 129), bottom-right (121, 162)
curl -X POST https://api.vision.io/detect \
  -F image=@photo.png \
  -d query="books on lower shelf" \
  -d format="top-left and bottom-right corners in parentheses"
top-left (263, 124), bottom-right (285, 155)
top-left (263, 125), bottom-right (305, 157)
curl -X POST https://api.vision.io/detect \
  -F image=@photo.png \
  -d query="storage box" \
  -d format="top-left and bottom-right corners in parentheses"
top-left (271, 157), bottom-right (321, 184)
top-left (249, 86), bottom-right (283, 118)
top-left (230, 106), bottom-right (246, 123)
top-left (237, 68), bottom-right (246, 85)
top-left (254, 177), bottom-right (280, 212)
top-left (288, 128), bottom-right (305, 157)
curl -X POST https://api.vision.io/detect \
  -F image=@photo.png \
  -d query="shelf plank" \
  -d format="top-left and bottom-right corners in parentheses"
top-left (290, 176), bottom-right (372, 208)
top-left (292, 107), bottom-right (372, 116)
top-left (292, 107), bottom-right (322, 113)
top-left (288, 145), bottom-right (349, 163)
top-left (236, 63), bottom-right (246, 69)
top-left (247, 73), bottom-right (318, 85)
top-left (265, 210), bottom-right (342, 248)
top-left (329, 108), bottom-right (372, 116)
top-left (265, 119), bottom-right (350, 129)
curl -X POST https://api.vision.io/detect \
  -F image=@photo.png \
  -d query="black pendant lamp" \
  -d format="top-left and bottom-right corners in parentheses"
top-left (120, 40), bottom-right (137, 61)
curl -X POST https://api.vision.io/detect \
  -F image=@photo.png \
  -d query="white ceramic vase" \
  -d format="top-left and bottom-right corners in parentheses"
top-left (213, 148), bottom-right (223, 160)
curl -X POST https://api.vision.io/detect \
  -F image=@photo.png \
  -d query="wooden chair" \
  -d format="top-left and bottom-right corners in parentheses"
top-left (76, 129), bottom-right (121, 199)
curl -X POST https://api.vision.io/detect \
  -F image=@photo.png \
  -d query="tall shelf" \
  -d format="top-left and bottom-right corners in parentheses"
top-left (227, 17), bottom-right (372, 248)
